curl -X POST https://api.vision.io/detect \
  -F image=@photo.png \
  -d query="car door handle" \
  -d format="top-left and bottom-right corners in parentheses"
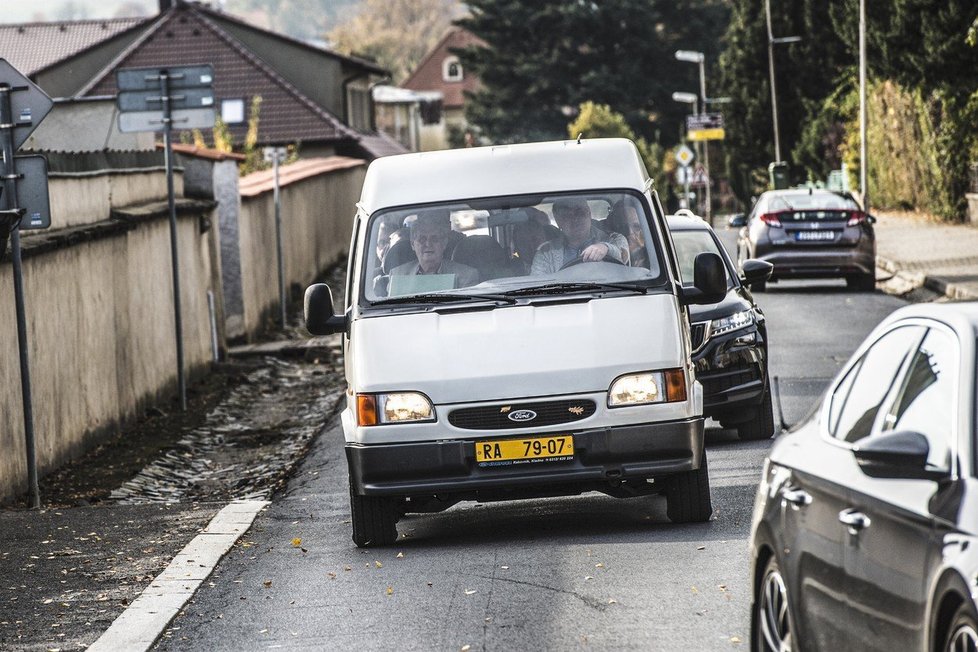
top-left (839, 509), bottom-right (871, 533)
top-left (780, 487), bottom-right (812, 507)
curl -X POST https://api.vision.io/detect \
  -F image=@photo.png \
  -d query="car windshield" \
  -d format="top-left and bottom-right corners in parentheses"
top-left (671, 230), bottom-right (734, 289)
top-left (767, 192), bottom-right (859, 212)
top-left (362, 191), bottom-right (666, 305)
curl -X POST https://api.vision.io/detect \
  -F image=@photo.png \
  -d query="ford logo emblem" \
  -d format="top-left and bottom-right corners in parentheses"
top-left (508, 409), bottom-right (537, 422)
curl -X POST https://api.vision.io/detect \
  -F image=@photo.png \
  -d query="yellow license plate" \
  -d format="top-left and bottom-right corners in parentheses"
top-left (475, 435), bottom-right (574, 466)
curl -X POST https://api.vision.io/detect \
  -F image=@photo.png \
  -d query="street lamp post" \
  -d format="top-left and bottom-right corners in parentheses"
top-left (764, 0), bottom-right (802, 163)
top-left (675, 50), bottom-right (712, 220)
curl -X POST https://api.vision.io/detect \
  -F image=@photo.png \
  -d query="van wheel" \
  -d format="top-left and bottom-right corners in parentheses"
top-left (665, 452), bottom-right (713, 523)
top-left (943, 602), bottom-right (978, 652)
top-left (738, 382), bottom-right (775, 441)
top-left (350, 481), bottom-right (399, 548)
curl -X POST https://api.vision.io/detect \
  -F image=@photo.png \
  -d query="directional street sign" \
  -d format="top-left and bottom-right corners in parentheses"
top-left (676, 144), bottom-right (695, 167)
top-left (12, 155), bottom-right (51, 230)
top-left (117, 87), bottom-right (215, 112)
top-left (687, 112), bottom-right (725, 141)
top-left (119, 108), bottom-right (216, 133)
top-left (0, 58), bottom-right (54, 151)
top-left (117, 64), bottom-right (214, 92)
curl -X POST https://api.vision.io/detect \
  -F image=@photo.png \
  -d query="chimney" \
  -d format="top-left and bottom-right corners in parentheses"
top-left (159, 0), bottom-right (173, 12)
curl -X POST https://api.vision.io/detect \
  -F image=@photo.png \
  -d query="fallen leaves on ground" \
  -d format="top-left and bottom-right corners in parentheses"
top-left (464, 589), bottom-right (476, 595)
top-left (374, 561), bottom-right (383, 569)
top-left (386, 586), bottom-right (393, 596)
top-left (396, 552), bottom-right (404, 559)
top-left (263, 580), bottom-right (272, 588)
top-left (291, 538), bottom-right (302, 548)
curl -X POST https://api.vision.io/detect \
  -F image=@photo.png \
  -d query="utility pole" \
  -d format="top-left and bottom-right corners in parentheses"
top-left (764, 0), bottom-right (801, 164)
top-left (859, 0), bottom-right (869, 213)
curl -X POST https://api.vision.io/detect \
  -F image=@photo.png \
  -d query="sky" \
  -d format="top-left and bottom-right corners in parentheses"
top-left (1, 1), bottom-right (168, 23)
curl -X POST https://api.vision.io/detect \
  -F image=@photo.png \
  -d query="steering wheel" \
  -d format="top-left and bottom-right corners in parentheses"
top-left (559, 254), bottom-right (625, 270)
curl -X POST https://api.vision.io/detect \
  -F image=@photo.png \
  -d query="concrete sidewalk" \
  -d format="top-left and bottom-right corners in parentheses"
top-left (874, 210), bottom-right (978, 301)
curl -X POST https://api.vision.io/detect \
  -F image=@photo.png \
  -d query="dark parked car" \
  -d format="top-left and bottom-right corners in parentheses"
top-left (668, 214), bottom-right (775, 440)
top-left (730, 188), bottom-right (876, 292)
top-left (749, 302), bottom-right (978, 652)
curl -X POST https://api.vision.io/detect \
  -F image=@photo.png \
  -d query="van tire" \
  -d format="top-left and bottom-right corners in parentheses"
top-left (665, 453), bottom-right (713, 523)
top-left (350, 481), bottom-right (399, 548)
top-left (738, 383), bottom-right (775, 440)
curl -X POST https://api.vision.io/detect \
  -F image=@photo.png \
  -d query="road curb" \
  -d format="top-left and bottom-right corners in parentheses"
top-left (877, 256), bottom-right (978, 301)
top-left (86, 500), bottom-right (269, 652)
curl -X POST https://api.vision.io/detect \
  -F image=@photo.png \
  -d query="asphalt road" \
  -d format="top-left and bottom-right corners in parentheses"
top-left (157, 228), bottom-right (906, 651)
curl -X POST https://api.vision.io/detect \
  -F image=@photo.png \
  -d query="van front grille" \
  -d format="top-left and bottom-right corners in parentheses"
top-left (448, 399), bottom-right (597, 430)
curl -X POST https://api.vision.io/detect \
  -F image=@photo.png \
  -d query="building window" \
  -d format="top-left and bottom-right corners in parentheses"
top-left (221, 99), bottom-right (245, 124)
top-left (442, 56), bottom-right (463, 82)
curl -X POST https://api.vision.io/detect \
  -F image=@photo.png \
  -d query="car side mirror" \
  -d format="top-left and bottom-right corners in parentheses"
top-left (741, 259), bottom-right (773, 285)
top-left (304, 283), bottom-right (348, 335)
top-left (852, 430), bottom-right (947, 481)
top-left (680, 252), bottom-right (726, 305)
top-left (727, 214), bottom-right (747, 228)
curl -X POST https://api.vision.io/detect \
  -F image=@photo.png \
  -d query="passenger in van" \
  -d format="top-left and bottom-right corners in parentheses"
top-left (531, 197), bottom-right (627, 274)
top-left (511, 207), bottom-right (555, 273)
top-left (607, 200), bottom-right (650, 268)
top-left (390, 210), bottom-right (480, 287)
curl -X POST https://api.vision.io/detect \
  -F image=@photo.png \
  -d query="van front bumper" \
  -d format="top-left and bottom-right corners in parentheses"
top-left (347, 418), bottom-right (704, 497)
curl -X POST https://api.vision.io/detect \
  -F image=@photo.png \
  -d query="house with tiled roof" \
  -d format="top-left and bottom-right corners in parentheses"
top-left (401, 27), bottom-right (484, 149)
top-left (3, 0), bottom-right (406, 159)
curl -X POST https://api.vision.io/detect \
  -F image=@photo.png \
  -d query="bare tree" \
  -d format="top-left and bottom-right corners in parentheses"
top-left (327, 0), bottom-right (462, 83)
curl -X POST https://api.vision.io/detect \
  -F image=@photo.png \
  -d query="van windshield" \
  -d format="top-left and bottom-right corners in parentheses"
top-left (362, 191), bottom-right (667, 304)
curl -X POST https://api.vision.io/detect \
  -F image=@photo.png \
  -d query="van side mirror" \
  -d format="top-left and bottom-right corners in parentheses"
top-left (304, 283), bottom-right (347, 335)
top-left (741, 259), bottom-right (773, 285)
top-left (680, 252), bottom-right (726, 305)
top-left (727, 213), bottom-right (747, 228)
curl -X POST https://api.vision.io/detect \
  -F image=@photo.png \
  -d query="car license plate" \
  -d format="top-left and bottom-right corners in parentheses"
top-left (475, 435), bottom-right (574, 467)
top-left (795, 230), bottom-right (836, 241)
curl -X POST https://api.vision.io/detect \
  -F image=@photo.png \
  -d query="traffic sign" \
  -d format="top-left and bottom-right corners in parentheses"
top-left (689, 164), bottom-right (710, 187)
top-left (676, 144), bottom-right (695, 167)
top-left (263, 146), bottom-right (288, 163)
top-left (116, 64), bottom-right (214, 92)
top-left (12, 155), bottom-right (50, 230)
top-left (0, 58), bottom-right (54, 151)
top-left (117, 87), bottom-right (215, 112)
top-left (118, 108), bottom-right (216, 133)
top-left (687, 112), bottom-right (725, 141)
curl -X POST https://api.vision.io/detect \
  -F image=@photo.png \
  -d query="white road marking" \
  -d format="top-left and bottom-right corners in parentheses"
top-left (86, 500), bottom-right (269, 652)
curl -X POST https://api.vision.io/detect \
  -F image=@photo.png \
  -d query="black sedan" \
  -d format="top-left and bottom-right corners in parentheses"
top-left (668, 214), bottom-right (775, 440)
top-left (749, 302), bottom-right (978, 651)
top-left (730, 188), bottom-right (876, 292)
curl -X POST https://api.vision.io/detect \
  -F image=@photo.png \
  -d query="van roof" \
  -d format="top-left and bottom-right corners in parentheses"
top-left (358, 138), bottom-right (650, 214)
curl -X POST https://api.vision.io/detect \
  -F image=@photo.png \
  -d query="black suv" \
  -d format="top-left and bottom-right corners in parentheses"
top-left (668, 214), bottom-right (775, 440)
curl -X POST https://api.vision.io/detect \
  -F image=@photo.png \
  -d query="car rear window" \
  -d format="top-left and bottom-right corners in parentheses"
top-left (767, 192), bottom-right (860, 221)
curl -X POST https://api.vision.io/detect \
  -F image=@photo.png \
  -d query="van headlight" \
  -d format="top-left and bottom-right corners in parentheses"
top-left (356, 392), bottom-right (435, 425)
top-left (608, 369), bottom-right (687, 407)
top-left (709, 309), bottom-right (754, 337)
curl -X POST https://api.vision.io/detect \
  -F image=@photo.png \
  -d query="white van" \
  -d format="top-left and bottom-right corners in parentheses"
top-left (305, 139), bottom-right (726, 547)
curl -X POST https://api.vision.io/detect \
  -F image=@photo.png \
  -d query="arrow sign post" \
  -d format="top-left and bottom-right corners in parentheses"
top-left (0, 58), bottom-right (54, 508)
top-left (116, 64), bottom-right (216, 411)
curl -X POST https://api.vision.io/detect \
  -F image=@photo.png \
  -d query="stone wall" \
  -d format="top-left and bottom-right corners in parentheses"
top-left (0, 166), bottom-right (219, 502)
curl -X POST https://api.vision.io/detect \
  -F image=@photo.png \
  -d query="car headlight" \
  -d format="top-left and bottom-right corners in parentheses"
top-left (608, 369), bottom-right (687, 407)
top-left (709, 309), bottom-right (754, 337)
top-left (356, 392), bottom-right (435, 425)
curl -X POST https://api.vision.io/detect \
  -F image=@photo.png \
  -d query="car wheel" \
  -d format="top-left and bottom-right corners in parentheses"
top-left (846, 273), bottom-right (876, 292)
top-left (738, 382), bottom-right (775, 441)
top-left (753, 555), bottom-right (794, 652)
top-left (665, 451), bottom-right (712, 523)
top-left (944, 603), bottom-right (978, 652)
top-left (350, 480), bottom-right (400, 548)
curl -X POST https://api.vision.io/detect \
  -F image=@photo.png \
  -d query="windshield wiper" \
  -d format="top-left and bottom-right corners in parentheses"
top-left (502, 282), bottom-right (648, 297)
top-left (372, 292), bottom-right (516, 306)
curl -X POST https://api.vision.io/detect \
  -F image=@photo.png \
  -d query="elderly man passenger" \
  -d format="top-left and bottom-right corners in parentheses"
top-left (531, 197), bottom-right (627, 274)
top-left (390, 210), bottom-right (480, 287)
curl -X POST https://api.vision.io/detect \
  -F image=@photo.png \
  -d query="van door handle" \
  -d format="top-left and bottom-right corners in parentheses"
top-left (839, 509), bottom-right (871, 533)
top-left (780, 487), bottom-right (812, 507)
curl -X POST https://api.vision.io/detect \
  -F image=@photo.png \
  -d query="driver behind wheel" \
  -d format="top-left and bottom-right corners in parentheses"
top-left (530, 197), bottom-right (627, 274)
